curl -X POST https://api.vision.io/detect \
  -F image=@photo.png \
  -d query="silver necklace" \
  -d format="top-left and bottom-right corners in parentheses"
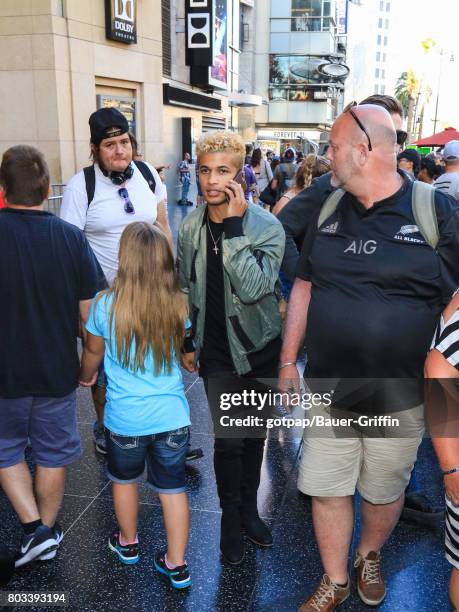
top-left (207, 219), bottom-right (222, 255)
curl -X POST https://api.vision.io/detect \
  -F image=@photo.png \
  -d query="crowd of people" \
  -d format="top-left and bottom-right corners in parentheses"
top-left (0, 98), bottom-right (459, 611)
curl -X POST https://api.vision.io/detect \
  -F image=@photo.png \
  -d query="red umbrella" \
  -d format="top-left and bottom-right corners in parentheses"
top-left (413, 126), bottom-right (459, 146)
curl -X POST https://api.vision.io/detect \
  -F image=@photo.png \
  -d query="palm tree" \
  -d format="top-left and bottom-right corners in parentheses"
top-left (394, 70), bottom-right (419, 142)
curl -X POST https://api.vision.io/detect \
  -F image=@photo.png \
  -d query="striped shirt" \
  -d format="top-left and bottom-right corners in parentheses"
top-left (446, 497), bottom-right (459, 569)
top-left (432, 306), bottom-right (459, 569)
top-left (431, 308), bottom-right (459, 369)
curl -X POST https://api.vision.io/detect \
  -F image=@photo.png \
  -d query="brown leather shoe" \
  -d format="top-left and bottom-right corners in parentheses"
top-left (354, 550), bottom-right (386, 606)
top-left (298, 574), bottom-right (350, 611)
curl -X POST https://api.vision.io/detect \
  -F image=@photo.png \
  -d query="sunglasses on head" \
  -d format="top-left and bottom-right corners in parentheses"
top-left (118, 187), bottom-right (135, 214)
top-left (396, 130), bottom-right (408, 146)
top-left (344, 101), bottom-right (408, 149)
top-left (344, 101), bottom-right (372, 151)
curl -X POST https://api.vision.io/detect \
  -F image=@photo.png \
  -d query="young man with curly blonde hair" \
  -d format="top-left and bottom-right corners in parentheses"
top-left (177, 131), bottom-right (285, 565)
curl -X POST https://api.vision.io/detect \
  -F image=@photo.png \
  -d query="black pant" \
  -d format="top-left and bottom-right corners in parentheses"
top-left (202, 359), bottom-right (278, 517)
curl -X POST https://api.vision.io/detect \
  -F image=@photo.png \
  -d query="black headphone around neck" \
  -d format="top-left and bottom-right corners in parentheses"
top-left (100, 163), bottom-right (134, 185)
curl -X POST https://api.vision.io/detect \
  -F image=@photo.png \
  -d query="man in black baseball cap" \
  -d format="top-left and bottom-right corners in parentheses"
top-left (397, 148), bottom-right (421, 179)
top-left (60, 108), bottom-right (171, 455)
top-left (88, 107), bottom-right (129, 146)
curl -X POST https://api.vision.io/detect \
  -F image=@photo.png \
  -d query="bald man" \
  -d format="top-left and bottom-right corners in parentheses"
top-left (277, 94), bottom-right (407, 282)
top-left (279, 105), bottom-right (459, 611)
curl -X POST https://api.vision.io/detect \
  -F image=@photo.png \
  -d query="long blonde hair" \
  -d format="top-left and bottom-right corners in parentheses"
top-left (99, 222), bottom-right (188, 375)
top-left (295, 154), bottom-right (330, 190)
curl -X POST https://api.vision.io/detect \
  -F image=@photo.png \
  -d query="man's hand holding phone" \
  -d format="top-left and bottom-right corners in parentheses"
top-left (224, 171), bottom-right (247, 218)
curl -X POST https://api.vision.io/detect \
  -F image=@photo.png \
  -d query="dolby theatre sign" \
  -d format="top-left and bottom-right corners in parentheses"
top-left (105, 0), bottom-right (137, 44)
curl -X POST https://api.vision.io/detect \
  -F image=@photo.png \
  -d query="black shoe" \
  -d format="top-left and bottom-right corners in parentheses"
top-left (401, 493), bottom-right (444, 529)
top-left (15, 525), bottom-right (58, 568)
top-left (186, 201), bottom-right (194, 206)
top-left (108, 531), bottom-right (139, 565)
top-left (185, 447), bottom-right (203, 462)
top-left (93, 421), bottom-right (107, 455)
top-left (242, 515), bottom-right (273, 547)
top-left (220, 513), bottom-right (244, 565)
top-left (154, 551), bottom-right (191, 589)
top-left (38, 523), bottom-right (63, 561)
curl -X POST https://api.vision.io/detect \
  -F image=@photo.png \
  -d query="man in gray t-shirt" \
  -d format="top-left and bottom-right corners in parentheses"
top-left (434, 140), bottom-right (459, 202)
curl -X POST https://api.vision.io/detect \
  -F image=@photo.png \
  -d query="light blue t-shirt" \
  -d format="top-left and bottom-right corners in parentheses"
top-left (86, 293), bottom-right (191, 436)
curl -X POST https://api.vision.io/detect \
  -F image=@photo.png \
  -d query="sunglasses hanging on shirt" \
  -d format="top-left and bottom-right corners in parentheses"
top-left (118, 187), bottom-right (135, 214)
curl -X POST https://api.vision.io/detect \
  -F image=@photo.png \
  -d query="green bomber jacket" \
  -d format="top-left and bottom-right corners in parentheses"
top-left (177, 203), bottom-right (286, 375)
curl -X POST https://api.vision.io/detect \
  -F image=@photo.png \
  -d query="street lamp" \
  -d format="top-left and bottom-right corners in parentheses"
top-left (433, 49), bottom-right (454, 134)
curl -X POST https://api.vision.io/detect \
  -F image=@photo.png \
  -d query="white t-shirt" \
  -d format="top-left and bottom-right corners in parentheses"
top-left (434, 171), bottom-right (459, 202)
top-left (60, 163), bottom-right (166, 284)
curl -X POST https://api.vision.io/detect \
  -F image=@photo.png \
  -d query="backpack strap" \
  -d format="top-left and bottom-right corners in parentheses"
top-left (411, 181), bottom-right (439, 250)
top-left (83, 161), bottom-right (157, 209)
top-left (83, 165), bottom-right (96, 208)
top-left (133, 160), bottom-right (156, 194)
top-left (317, 188), bottom-right (345, 228)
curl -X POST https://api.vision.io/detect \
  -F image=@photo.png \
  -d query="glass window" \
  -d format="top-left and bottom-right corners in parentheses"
top-left (292, 0), bottom-right (322, 18)
top-left (323, 1), bottom-right (331, 16)
top-left (269, 88), bottom-right (289, 101)
top-left (291, 0), bottom-right (323, 31)
top-left (269, 53), bottom-right (347, 94)
top-left (383, 53), bottom-right (387, 61)
top-left (386, 2), bottom-right (391, 11)
top-left (376, 52), bottom-right (381, 62)
top-left (379, 0), bottom-right (384, 9)
top-left (374, 84), bottom-right (379, 94)
top-left (378, 18), bottom-right (383, 28)
top-left (384, 36), bottom-right (388, 45)
top-left (377, 35), bottom-right (381, 45)
top-left (271, 19), bottom-right (291, 32)
top-left (385, 19), bottom-right (389, 28)
top-left (381, 69), bottom-right (385, 79)
top-left (381, 85), bottom-right (386, 94)
top-left (375, 68), bottom-right (380, 78)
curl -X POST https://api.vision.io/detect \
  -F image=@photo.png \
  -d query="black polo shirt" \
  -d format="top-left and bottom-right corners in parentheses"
top-left (0, 208), bottom-right (106, 397)
top-left (296, 176), bottom-right (459, 379)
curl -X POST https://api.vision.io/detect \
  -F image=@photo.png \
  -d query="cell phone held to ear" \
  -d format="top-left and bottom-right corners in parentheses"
top-left (224, 169), bottom-right (245, 203)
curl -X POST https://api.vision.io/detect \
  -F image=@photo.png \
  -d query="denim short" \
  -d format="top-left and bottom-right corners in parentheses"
top-left (105, 426), bottom-right (190, 494)
top-left (0, 392), bottom-right (80, 469)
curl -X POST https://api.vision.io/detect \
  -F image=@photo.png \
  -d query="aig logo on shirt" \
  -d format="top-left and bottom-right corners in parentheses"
top-left (344, 240), bottom-right (377, 255)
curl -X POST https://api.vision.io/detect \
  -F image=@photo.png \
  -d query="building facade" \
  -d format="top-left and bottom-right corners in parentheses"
top-left (0, 0), bottom-right (166, 183)
top-left (0, 0), bottom-right (255, 198)
top-left (250, 0), bottom-right (349, 154)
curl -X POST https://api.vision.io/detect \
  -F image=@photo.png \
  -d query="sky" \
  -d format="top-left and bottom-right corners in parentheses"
top-left (388, 0), bottom-right (459, 134)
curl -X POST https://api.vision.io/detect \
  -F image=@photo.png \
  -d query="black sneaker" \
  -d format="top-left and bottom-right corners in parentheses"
top-left (154, 551), bottom-right (191, 589)
top-left (108, 531), bottom-right (139, 565)
top-left (38, 524), bottom-right (63, 561)
top-left (15, 525), bottom-right (58, 568)
top-left (93, 421), bottom-right (107, 455)
top-left (185, 447), bottom-right (204, 462)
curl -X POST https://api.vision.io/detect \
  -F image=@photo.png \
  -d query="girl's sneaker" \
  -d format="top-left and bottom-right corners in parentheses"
top-left (154, 551), bottom-right (191, 589)
top-left (108, 532), bottom-right (139, 565)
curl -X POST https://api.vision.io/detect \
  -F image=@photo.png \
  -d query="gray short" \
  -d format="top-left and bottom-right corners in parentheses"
top-left (0, 392), bottom-right (81, 469)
